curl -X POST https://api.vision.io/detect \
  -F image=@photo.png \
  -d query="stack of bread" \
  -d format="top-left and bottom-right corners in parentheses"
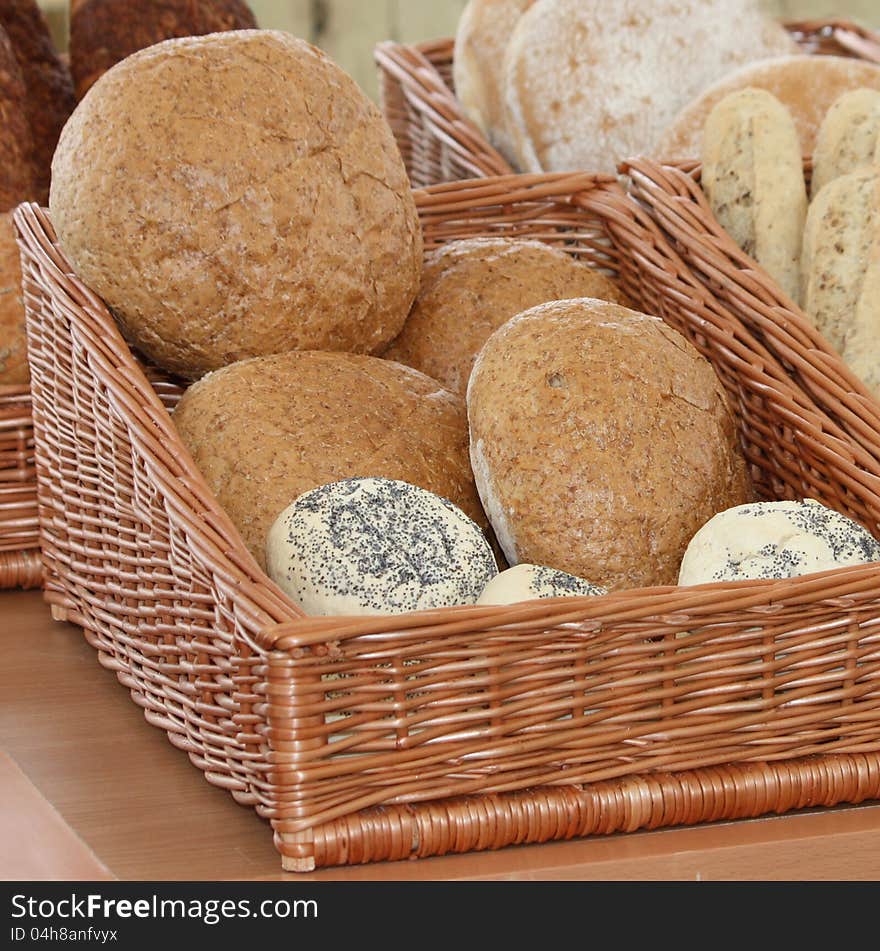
top-left (700, 85), bottom-right (880, 397)
top-left (453, 0), bottom-right (880, 177)
top-left (0, 0), bottom-right (259, 387)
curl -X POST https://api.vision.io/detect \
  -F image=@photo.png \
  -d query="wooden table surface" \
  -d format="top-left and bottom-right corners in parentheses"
top-left (3, 588), bottom-right (880, 881)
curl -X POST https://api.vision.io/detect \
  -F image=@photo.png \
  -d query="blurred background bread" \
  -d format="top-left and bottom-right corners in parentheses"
top-left (69, 0), bottom-right (258, 99)
top-left (0, 26), bottom-right (37, 212)
top-left (383, 237), bottom-right (627, 395)
top-left (0, 211), bottom-right (29, 385)
top-left (172, 351), bottom-right (488, 569)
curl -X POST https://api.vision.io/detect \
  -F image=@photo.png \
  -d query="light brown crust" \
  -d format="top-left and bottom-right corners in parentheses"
top-left (172, 351), bottom-right (487, 569)
top-left (0, 0), bottom-right (76, 205)
top-left (0, 211), bottom-right (29, 385)
top-left (50, 31), bottom-right (423, 381)
top-left (69, 0), bottom-right (258, 99)
top-left (659, 56), bottom-right (880, 160)
top-left (0, 25), bottom-right (36, 212)
top-left (467, 298), bottom-right (754, 591)
top-left (383, 237), bottom-right (627, 394)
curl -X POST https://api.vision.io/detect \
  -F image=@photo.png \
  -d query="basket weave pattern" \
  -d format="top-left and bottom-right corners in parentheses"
top-left (375, 19), bottom-right (880, 188)
top-left (0, 386), bottom-right (40, 588)
top-left (15, 174), bottom-right (880, 872)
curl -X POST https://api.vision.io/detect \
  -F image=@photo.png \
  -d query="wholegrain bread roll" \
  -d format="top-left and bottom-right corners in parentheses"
top-left (500, 0), bottom-right (798, 174)
top-left (659, 56), bottom-right (880, 160)
top-left (467, 298), bottom-right (753, 590)
top-left (0, 25), bottom-right (35, 212)
top-left (701, 88), bottom-right (807, 302)
top-left (50, 31), bottom-right (423, 380)
top-left (452, 0), bottom-right (534, 164)
top-left (383, 237), bottom-right (627, 394)
top-left (0, 212), bottom-right (29, 385)
top-left (811, 88), bottom-right (880, 198)
top-left (0, 0), bottom-right (76, 205)
top-left (70, 0), bottom-right (258, 99)
top-left (800, 167), bottom-right (880, 394)
top-left (173, 351), bottom-right (487, 569)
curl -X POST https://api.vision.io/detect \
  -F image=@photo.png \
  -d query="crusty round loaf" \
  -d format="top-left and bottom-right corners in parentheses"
top-left (0, 25), bottom-right (36, 212)
top-left (0, 0), bottom-right (76, 205)
top-left (500, 0), bottom-right (798, 174)
top-left (467, 298), bottom-right (754, 590)
top-left (383, 237), bottom-right (627, 394)
top-left (50, 30), bottom-right (423, 380)
top-left (0, 211), bottom-right (29, 385)
top-left (173, 351), bottom-right (487, 569)
top-left (658, 56), bottom-right (880, 160)
top-left (69, 0), bottom-right (258, 99)
top-left (452, 0), bottom-right (534, 164)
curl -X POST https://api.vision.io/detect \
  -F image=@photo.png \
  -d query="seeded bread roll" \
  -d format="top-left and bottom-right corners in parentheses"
top-left (0, 0), bottom-right (76, 205)
top-left (383, 237), bottom-right (627, 394)
top-left (500, 0), bottom-right (797, 174)
top-left (50, 31), bottom-right (423, 380)
top-left (467, 298), bottom-right (753, 591)
top-left (477, 564), bottom-right (606, 606)
top-left (679, 499), bottom-right (880, 585)
top-left (452, 0), bottom-right (534, 165)
top-left (0, 25), bottom-right (36, 212)
top-left (811, 89), bottom-right (880, 199)
top-left (173, 351), bottom-right (487, 569)
top-left (659, 56), bottom-right (880, 160)
top-left (267, 478), bottom-right (498, 616)
top-left (70, 0), bottom-right (258, 99)
top-left (701, 88), bottom-right (807, 302)
top-left (0, 212), bottom-right (29, 385)
top-left (801, 167), bottom-right (880, 394)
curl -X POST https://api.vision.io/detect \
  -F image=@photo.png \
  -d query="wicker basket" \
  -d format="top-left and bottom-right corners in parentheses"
top-left (375, 19), bottom-right (880, 188)
top-left (15, 173), bottom-right (880, 874)
top-left (0, 385), bottom-right (41, 589)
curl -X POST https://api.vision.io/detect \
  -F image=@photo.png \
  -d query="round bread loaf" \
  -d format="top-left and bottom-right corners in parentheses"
top-left (173, 351), bottom-right (487, 570)
top-left (811, 88), bottom-right (880, 199)
top-left (69, 0), bottom-right (258, 99)
top-left (0, 212), bottom-right (29, 385)
top-left (383, 237), bottom-right (627, 394)
top-left (500, 0), bottom-right (798, 174)
top-left (477, 563), bottom-right (606, 606)
top-left (50, 30), bottom-right (423, 380)
top-left (452, 0), bottom-right (535, 164)
top-left (0, 25), bottom-right (36, 212)
top-left (658, 56), bottom-right (880, 160)
top-left (467, 298), bottom-right (754, 590)
top-left (267, 477), bottom-right (498, 616)
top-left (679, 499), bottom-right (880, 585)
top-left (0, 0), bottom-right (76, 205)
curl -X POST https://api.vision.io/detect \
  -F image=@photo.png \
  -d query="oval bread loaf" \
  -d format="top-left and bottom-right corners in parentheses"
top-left (383, 237), bottom-right (627, 394)
top-left (173, 351), bottom-right (487, 570)
top-left (800, 167), bottom-right (880, 395)
top-left (811, 88), bottom-right (880, 198)
top-left (467, 297), bottom-right (754, 591)
top-left (50, 31), bottom-right (423, 380)
top-left (701, 88), bottom-right (807, 302)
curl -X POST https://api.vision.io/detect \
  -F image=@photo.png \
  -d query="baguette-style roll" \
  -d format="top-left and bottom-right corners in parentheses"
top-left (701, 87), bottom-right (807, 302)
top-left (811, 88), bottom-right (880, 198)
top-left (801, 167), bottom-right (880, 394)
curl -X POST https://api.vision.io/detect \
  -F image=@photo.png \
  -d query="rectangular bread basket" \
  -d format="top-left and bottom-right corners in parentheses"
top-left (15, 172), bottom-right (880, 873)
top-left (375, 18), bottom-right (880, 188)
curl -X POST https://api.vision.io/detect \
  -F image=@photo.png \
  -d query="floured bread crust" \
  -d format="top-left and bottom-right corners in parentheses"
top-left (501, 0), bottom-right (798, 173)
